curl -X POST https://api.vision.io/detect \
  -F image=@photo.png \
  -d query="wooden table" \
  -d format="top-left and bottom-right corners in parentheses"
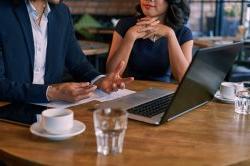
top-left (79, 40), bottom-right (109, 56)
top-left (194, 36), bottom-right (240, 48)
top-left (1, 80), bottom-right (250, 165)
top-left (78, 40), bottom-right (109, 70)
top-left (86, 28), bottom-right (114, 36)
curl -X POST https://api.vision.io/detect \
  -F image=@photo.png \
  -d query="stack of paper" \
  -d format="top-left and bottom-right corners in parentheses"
top-left (34, 89), bottom-right (135, 108)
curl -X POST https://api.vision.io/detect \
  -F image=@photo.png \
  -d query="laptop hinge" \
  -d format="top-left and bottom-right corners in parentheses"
top-left (163, 101), bottom-right (209, 123)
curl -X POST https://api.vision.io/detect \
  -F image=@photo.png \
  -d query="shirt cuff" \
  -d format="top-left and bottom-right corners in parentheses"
top-left (91, 75), bottom-right (106, 85)
top-left (46, 85), bottom-right (52, 102)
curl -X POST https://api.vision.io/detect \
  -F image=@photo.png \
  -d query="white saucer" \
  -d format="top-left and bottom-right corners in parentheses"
top-left (214, 91), bottom-right (235, 104)
top-left (30, 120), bottom-right (86, 141)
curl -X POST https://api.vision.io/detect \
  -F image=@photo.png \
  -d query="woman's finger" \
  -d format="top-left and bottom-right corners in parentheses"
top-left (137, 20), bottom-right (160, 27)
top-left (138, 26), bottom-right (156, 33)
top-left (137, 18), bottom-right (159, 26)
top-left (138, 17), bottom-right (158, 22)
top-left (150, 20), bottom-right (160, 26)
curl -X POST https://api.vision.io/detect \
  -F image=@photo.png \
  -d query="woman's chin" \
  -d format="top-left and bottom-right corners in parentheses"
top-left (143, 11), bottom-right (162, 18)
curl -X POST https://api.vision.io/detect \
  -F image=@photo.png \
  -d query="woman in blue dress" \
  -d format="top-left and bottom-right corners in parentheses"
top-left (106, 0), bottom-right (193, 83)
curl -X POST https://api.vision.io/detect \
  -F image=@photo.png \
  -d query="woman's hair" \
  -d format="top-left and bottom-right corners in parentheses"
top-left (136, 0), bottom-right (190, 31)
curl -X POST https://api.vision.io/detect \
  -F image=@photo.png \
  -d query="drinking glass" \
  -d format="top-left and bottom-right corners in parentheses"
top-left (235, 89), bottom-right (250, 115)
top-left (93, 108), bottom-right (128, 155)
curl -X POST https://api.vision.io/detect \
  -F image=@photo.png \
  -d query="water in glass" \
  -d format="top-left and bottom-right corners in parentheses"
top-left (94, 108), bottom-right (128, 155)
top-left (235, 90), bottom-right (250, 115)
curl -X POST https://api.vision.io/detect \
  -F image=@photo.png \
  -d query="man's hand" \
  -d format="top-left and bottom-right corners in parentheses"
top-left (95, 61), bottom-right (134, 93)
top-left (47, 82), bottom-right (97, 102)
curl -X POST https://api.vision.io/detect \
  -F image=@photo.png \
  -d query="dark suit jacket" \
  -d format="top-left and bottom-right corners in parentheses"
top-left (0, 0), bottom-right (101, 103)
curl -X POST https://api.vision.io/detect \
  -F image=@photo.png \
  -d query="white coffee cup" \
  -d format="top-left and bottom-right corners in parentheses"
top-left (41, 108), bottom-right (74, 134)
top-left (220, 82), bottom-right (236, 100)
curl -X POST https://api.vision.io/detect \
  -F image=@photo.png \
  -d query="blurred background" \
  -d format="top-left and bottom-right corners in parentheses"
top-left (64, 0), bottom-right (250, 81)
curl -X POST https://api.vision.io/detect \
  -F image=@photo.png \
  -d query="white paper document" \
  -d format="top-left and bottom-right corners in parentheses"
top-left (34, 89), bottom-right (135, 108)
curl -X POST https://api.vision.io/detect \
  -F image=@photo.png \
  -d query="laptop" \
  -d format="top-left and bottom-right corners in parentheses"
top-left (0, 103), bottom-right (49, 126)
top-left (98, 42), bottom-right (243, 125)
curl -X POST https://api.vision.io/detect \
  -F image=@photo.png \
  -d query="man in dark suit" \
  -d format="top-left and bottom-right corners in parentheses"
top-left (0, 0), bottom-right (133, 103)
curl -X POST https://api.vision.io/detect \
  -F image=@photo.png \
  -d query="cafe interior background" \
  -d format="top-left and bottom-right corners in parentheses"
top-left (64, 0), bottom-right (250, 82)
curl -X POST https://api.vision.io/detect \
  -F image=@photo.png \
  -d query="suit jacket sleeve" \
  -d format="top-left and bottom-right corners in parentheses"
top-left (64, 7), bottom-right (101, 82)
top-left (0, 36), bottom-right (48, 103)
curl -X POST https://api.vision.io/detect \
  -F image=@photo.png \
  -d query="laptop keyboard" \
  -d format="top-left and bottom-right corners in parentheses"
top-left (127, 93), bottom-right (174, 118)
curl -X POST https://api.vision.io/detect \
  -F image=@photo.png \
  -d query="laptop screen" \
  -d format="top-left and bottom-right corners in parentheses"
top-left (161, 42), bottom-right (243, 123)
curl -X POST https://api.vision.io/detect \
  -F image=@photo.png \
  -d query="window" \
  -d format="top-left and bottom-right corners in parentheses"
top-left (188, 0), bottom-right (249, 37)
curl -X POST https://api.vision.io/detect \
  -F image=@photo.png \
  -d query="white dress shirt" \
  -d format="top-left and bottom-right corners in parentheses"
top-left (26, 1), bottom-right (50, 85)
top-left (26, 1), bottom-right (105, 101)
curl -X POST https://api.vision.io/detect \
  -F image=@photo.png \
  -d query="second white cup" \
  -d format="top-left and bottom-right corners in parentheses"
top-left (220, 82), bottom-right (244, 100)
top-left (41, 108), bottom-right (74, 134)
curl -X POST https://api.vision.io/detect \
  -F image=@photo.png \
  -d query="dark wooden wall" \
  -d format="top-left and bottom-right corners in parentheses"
top-left (64, 0), bottom-right (138, 15)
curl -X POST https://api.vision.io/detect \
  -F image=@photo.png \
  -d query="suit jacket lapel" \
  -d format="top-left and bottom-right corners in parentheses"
top-left (45, 4), bottom-right (60, 84)
top-left (13, 1), bottom-right (35, 70)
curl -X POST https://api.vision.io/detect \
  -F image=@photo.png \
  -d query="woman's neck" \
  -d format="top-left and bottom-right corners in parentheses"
top-left (147, 14), bottom-right (165, 24)
top-left (158, 14), bottom-right (165, 24)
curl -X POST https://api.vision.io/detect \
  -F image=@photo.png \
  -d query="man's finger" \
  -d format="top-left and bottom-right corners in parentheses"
top-left (112, 83), bottom-right (118, 92)
top-left (70, 89), bottom-right (87, 97)
top-left (115, 77), bottom-right (134, 85)
top-left (79, 82), bottom-right (90, 87)
top-left (102, 87), bottom-right (112, 94)
top-left (70, 85), bottom-right (96, 97)
top-left (118, 82), bottom-right (125, 89)
top-left (71, 82), bottom-right (90, 89)
top-left (84, 85), bottom-right (97, 93)
top-left (120, 77), bottom-right (134, 84)
top-left (73, 92), bottom-right (93, 102)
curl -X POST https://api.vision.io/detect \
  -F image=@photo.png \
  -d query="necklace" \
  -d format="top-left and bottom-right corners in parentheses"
top-left (30, 1), bottom-right (46, 25)
top-left (36, 3), bottom-right (46, 25)
top-left (150, 35), bottom-right (158, 42)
